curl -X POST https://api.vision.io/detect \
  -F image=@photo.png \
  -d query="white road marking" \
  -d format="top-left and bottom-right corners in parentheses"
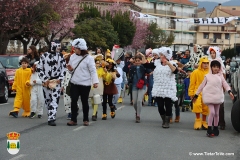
top-left (9, 154), bottom-right (27, 160)
top-left (0, 103), bottom-right (9, 106)
top-left (73, 105), bottom-right (126, 131)
top-left (73, 122), bottom-right (93, 131)
top-left (116, 105), bottom-right (126, 110)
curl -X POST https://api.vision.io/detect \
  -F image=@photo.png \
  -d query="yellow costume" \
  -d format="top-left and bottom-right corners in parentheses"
top-left (189, 56), bottom-right (209, 129)
top-left (89, 55), bottom-right (106, 120)
top-left (10, 68), bottom-right (32, 117)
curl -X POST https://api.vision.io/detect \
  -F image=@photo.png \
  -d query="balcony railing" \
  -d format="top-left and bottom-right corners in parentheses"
top-left (175, 12), bottom-right (196, 18)
top-left (208, 39), bottom-right (224, 44)
top-left (188, 26), bottom-right (197, 31)
top-left (236, 26), bottom-right (240, 32)
top-left (174, 39), bottom-right (196, 44)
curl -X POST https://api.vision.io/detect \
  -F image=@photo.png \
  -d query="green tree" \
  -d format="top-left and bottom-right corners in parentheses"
top-left (14, 1), bottom-right (59, 54)
top-left (221, 48), bottom-right (236, 59)
top-left (75, 4), bottom-right (101, 23)
top-left (73, 17), bottom-right (119, 50)
top-left (107, 11), bottom-right (136, 47)
top-left (74, 4), bottom-right (135, 48)
top-left (145, 22), bottom-right (175, 48)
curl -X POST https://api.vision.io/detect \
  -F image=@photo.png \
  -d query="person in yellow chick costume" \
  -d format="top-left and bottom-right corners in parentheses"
top-left (101, 58), bottom-right (119, 120)
top-left (189, 56), bottom-right (209, 130)
top-left (89, 54), bottom-right (105, 121)
top-left (9, 57), bottom-right (32, 118)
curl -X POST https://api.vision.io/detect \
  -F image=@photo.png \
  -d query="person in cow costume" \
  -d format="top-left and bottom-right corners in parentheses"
top-left (185, 44), bottom-right (205, 69)
top-left (37, 40), bottom-right (66, 126)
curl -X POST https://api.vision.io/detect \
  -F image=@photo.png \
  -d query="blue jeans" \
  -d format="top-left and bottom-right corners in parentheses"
top-left (113, 84), bottom-right (122, 106)
top-left (172, 101), bottom-right (180, 117)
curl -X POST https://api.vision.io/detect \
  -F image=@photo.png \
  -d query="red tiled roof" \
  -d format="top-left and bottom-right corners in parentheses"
top-left (219, 9), bottom-right (240, 16)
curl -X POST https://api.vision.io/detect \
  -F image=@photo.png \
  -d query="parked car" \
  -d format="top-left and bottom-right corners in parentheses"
top-left (231, 67), bottom-right (240, 132)
top-left (0, 54), bottom-right (24, 94)
top-left (0, 61), bottom-right (9, 103)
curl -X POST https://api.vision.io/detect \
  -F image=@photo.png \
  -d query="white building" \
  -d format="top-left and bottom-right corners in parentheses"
top-left (134, 0), bottom-right (198, 52)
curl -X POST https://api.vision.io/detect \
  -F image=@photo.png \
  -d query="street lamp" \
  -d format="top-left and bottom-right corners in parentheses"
top-left (229, 34), bottom-right (230, 49)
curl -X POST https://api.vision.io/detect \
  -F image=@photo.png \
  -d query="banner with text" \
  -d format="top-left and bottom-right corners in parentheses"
top-left (130, 10), bottom-right (158, 19)
top-left (173, 16), bottom-right (238, 25)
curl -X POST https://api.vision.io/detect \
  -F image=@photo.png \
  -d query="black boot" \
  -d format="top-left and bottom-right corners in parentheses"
top-left (160, 115), bottom-right (165, 127)
top-left (48, 120), bottom-right (56, 126)
top-left (163, 116), bottom-right (170, 128)
top-left (213, 126), bottom-right (219, 136)
top-left (206, 126), bottom-right (214, 137)
top-left (9, 111), bottom-right (18, 118)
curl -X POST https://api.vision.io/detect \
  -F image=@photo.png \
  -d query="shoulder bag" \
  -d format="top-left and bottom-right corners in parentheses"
top-left (66, 55), bottom-right (88, 96)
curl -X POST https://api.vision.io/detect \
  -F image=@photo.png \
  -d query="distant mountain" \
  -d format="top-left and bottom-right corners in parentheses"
top-left (191, 0), bottom-right (240, 13)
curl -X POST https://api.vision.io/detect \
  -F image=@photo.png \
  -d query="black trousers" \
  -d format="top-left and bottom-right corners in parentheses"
top-left (102, 94), bottom-right (114, 114)
top-left (219, 103), bottom-right (225, 126)
top-left (156, 97), bottom-right (172, 116)
top-left (70, 83), bottom-right (91, 122)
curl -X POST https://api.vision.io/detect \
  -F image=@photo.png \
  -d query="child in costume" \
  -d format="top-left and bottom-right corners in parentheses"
top-left (61, 53), bottom-right (74, 120)
top-left (29, 61), bottom-right (44, 119)
top-left (182, 68), bottom-right (193, 112)
top-left (193, 59), bottom-right (234, 137)
top-left (170, 66), bottom-right (186, 123)
top-left (189, 56), bottom-right (209, 130)
top-left (206, 46), bottom-right (226, 130)
top-left (9, 57), bottom-right (32, 118)
top-left (89, 55), bottom-right (105, 121)
top-left (145, 48), bottom-right (154, 106)
top-left (101, 58), bottom-right (119, 120)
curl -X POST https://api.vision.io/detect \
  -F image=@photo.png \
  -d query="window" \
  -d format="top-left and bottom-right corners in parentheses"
top-left (225, 33), bottom-right (230, 39)
top-left (0, 62), bottom-right (3, 69)
top-left (203, 33), bottom-right (209, 39)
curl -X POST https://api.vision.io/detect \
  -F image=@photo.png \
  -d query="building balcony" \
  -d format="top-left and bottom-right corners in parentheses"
top-left (208, 38), bottom-right (224, 44)
top-left (156, 10), bottom-right (176, 16)
top-left (175, 12), bottom-right (196, 18)
top-left (141, 8), bottom-right (176, 16)
top-left (197, 26), bottom-right (237, 33)
top-left (174, 39), bottom-right (196, 44)
top-left (236, 26), bottom-right (240, 32)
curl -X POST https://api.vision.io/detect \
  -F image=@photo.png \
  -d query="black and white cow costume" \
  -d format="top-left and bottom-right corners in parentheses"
top-left (185, 44), bottom-right (205, 69)
top-left (37, 40), bottom-right (66, 126)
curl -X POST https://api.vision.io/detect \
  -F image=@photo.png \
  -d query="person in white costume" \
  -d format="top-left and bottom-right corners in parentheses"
top-left (113, 64), bottom-right (123, 108)
top-left (29, 61), bottom-right (44, 119)
top-left (61, 53), bottom-right (79, 120)
top-left (141, 47), bottom-right (178, 129)
top-left (206, 46), bottom-right (225, 74)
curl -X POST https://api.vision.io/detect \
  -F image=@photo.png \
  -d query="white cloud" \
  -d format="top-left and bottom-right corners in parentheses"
top-left (194, 0), bottom-right (230, 2)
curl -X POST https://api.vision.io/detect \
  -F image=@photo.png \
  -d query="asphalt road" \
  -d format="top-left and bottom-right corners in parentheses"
top-left (0, 94), bottom-right (239, 160)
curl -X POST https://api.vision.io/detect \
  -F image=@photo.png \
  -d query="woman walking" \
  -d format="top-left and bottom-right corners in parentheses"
top-left (128, 54), bottom-right (149, 123)
top-left (26, 45), bottom-right (40, 67)
top-left (67, 38), bottom-right (99, 126)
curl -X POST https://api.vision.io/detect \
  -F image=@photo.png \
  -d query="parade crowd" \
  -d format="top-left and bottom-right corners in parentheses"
top-left (8, 38), bottom-right (234, 137)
